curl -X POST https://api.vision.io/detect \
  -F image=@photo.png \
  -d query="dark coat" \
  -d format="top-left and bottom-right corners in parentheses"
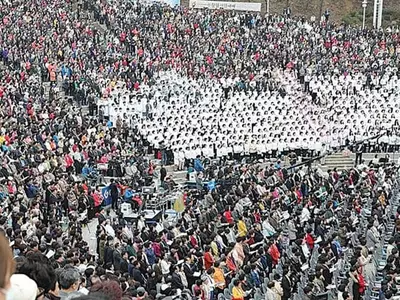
top-left (282, 275), bottom-right (292, 300)
top-left (113, 249), bottom-right (122, 271)
top-left (104, 246), bottom-right (114, 266)
top-left (171, 272), bottom-right (184, 290)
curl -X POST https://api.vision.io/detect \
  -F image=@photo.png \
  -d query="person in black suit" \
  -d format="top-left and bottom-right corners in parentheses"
top-left (171, 265), bottom-right (184, 290)
top-left (109, 179), bottom-right (119, 210)
top-left (120, 251), bottom-right (129, 274)
top-left (103, 237), bottom-right (114, 268)
top-left (97, 207), bottom-right (106, 225)
top-left (183, 257), bottom-right (195, 288)
top-left (160, 165), bottom-right (167, 186)
top-left (113, 244), bottom-right (122, 271)
top-left (282, 268), bottom-right (292, 300)
top-left (131, 260), bottom-right (146, 285)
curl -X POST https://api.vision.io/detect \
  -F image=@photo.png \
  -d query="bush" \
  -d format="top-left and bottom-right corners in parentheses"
top-left (342, 8), bottom-right (400, 27)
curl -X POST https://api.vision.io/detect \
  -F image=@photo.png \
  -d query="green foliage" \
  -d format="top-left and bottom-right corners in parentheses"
top-left (342, 8), bottom-right (399, 27)
top-left (382, 9), bottom-right (400, 24)
top-left (342, 10), bottom-right (363, 25)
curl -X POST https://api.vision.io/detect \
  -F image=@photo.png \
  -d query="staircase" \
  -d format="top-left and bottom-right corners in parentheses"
top-left (321, 152), bottom-right (400, 171)
top-left (151, 159), bottom-right (188, 186)
top-left (321, 152), bottom-right (354, 171)
top-left (357, 153), bottom-right (400, 164)
top-left (168, 168), bottom-right (187, 186)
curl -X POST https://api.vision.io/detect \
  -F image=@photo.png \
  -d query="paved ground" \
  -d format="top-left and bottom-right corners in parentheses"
top-left (82, 209), bottom-right (118, 254)
top-left (82, 218), bottom-right (99, 254)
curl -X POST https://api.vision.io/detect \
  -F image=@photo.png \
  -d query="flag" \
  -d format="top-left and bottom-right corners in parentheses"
top-left (101, 186), bottom-right (112, 206)
top-left (173, 193), bottom-right (185, 213)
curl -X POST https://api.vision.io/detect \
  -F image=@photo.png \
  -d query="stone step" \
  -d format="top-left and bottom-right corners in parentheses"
top-left (322, 151), bottom-right (354, 170)
top-left (326, 153), bottom-right (400, 165)
top-left (325, 155), bottom-right (353, 160)
top-left (324, 161), bottom-right (354, 166)
top-left (359, 153), bottom-right (400, 162)
top-left (325, 155), bottom-right (353, 159)
top-left (324, 158), bottom-right (354, 163)
top-left (324, 158), bottom-right (353, 163)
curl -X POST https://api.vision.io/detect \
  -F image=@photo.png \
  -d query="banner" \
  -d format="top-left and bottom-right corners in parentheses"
top-left (189, 0), bottom-right (261, 12)
top-left (163, 0), bottom-right (180, 6)
top-left (153, 0), bottom-right (180, 7)
top-left (102, 186), bottom-right (112, 206)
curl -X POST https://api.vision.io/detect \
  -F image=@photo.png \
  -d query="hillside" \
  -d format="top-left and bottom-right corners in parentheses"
top-left (181, 0), bottom-right (400, 27)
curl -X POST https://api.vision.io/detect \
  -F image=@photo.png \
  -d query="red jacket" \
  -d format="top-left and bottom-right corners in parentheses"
top-left (204, 252), bottom-right (214, 270)
top-left (65, 155), bottom-right (74, 167)
top-left (152, 242), bottom-right (162, 257)
top-left (305, 233), bottom-right (314, 249)
top-left (224, 211), bottom-right (234, 224)
top-left (358, 273), bottom-right (366, 293)
top-left (190, 235), bottom-right (198, 248)
top-left (268, 244), bottom-right (280, 265)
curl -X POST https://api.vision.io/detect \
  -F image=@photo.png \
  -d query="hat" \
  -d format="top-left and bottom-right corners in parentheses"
top-left (9, 274), bottom-right (38, 300)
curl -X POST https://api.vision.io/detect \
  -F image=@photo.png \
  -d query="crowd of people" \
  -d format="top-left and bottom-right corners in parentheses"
top-left (0, 0), bottom-right (398, 300)
top-left (90, 0), bottom-right (400, 160)
top-left (1, 157), bottom-right (400, 300)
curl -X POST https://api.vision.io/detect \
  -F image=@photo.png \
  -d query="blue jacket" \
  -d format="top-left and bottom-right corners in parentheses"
top-left (145, 248), bottom-right (156, 265)
top-left (194, 158), bottom-right (204, 172)
top-left (26, 184), bottom-right (39, 199)
top-left (251, 270), bottom-right (261, 287)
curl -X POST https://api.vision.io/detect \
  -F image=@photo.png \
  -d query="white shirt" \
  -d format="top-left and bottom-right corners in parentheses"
top-left (300, 207), bottom-right (311, 224)
top-left (161, 259), bottom-right (171, 275)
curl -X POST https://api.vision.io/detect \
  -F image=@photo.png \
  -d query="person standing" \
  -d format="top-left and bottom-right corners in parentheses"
top-left (231, 279), bottom-right (245, 300)
top-left (109, 179), bottom-right (119, 210)
top-left (177, 148), bottom-right (185, 171)
top-left (237, 216), bottom-right (248, 238)
top-left (355, 143), bottom-right (363, 166)
top-left (349, 266), bottom-right (366, 300)
top-left (266, 281), bottom-right (279, 300)
top-left (204, 246), bottom-right (215, 270)
top-left (213, 261), bottom-right (226, 294)
top-left (160, 165), bottom-right (167, 187)
top-left (282, 268), bottom-right (292, 300)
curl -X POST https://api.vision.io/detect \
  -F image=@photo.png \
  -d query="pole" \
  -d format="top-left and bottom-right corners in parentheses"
top-left (362, 7), bottom-right (366, 29)
top-left (377, 0), bottom-right (383, 29)
top-left (362, 1), bottom-right (367, 30)
top-left (267, 0), bottom-right (270, 15)
top-left (373, 0), bottom-right (383, 29)
top-left (319, 0), bottom-right (324, 23)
